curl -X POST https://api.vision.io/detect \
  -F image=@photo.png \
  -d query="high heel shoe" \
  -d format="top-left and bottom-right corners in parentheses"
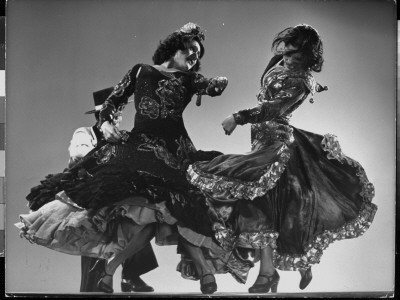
top-left (299, 267), bottom-right (312, 290)
top-left (97, 273), bottom-right (114, 294)
top-left (248, 270), bottom-right (280, 293)
top-left (90, 260), bottom-right (114, 293)
top-left (200, 274), bottom-right (217, 294)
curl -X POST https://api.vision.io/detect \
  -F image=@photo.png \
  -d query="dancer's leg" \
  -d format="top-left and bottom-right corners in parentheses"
top-left (248, 246), bottom-right (280, 293)
top-left (121, 243), bottom-right (158, 280)
top-left (255, 246), bottom-right (276, 284)
top-left (106, 223), bottom-right (155, 274)
top-left (299, 267), bottom-right (312, 290)
top-left (80, 256), bottom-right (109, 292)
top-left (100, 220), bottom-right (155, 288)
top-left (180, 237), bottom-right (217, 294)
top-left (180, 238), bottom-right (214, 280)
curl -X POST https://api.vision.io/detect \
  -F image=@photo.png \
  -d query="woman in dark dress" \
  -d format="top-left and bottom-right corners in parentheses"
top-left (17, 22), bottom-right (228, 294)
top-left (186, 24), bottom-right (377, 293)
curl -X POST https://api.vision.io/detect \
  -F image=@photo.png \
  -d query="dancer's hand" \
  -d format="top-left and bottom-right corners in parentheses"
top-left (222, 115), bottom-right (237, 135)
top-left (207, 77), bottom-right (228, 95)
top-left (100, 121), bottom-right (123, 143)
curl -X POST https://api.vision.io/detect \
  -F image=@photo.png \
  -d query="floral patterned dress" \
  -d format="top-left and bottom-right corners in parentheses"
top-left (20, 64), bottom-right (225, 257)
top-left (61, 64), bottom-right (223, 210)
top-left (186, 65), bottom-right (377, 282)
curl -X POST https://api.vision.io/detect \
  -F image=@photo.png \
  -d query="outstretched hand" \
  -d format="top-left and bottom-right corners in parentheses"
top-left (209, 77), bottom-right (228, 95)
top-left (222, 115), bottom-right (237, 135)
top-left (100, 121), bottom-right (123, 143)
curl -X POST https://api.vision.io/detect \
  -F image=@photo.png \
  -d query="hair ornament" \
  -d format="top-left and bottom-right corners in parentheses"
top-left (309, 83), bottom-right (328, 103)
top-left (179, 22), bottom-right (205, 41)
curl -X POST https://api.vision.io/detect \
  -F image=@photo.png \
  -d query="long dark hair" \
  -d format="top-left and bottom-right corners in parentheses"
top-left (272, 24), bottom-right (324, 72)
top-left (260, 24), bottom-right (324, 85)
top-left (152, 23), bottom-right (205, 73)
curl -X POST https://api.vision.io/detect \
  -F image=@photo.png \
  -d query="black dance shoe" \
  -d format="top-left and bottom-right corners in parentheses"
top-left (90, 260), bottom-right (114, 293)
top-left (248, 270), bottom-right (280, 293)
top-left (97, 272), bottom-right (114, 293)
top-left (299, 268), bottom-right (312, 290)
top-left (121, 277), bottom-right (154, 292)
top-left (200, 274), bottom-right (217, 294)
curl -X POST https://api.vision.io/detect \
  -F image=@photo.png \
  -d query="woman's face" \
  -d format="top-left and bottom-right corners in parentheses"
top-left (282, 43), bottom-right (305, 69)
top-left (172, 40), bottom-right (201, 71)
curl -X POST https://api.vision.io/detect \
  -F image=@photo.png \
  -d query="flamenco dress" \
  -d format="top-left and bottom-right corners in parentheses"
top-left (17, 64), bottom-right (225, 261)
top-left (186, 65), bottom-right (377, 283)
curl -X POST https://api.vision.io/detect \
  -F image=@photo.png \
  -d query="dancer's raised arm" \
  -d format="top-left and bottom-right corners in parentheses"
top-left (98, 65), bottom-right (142, 142)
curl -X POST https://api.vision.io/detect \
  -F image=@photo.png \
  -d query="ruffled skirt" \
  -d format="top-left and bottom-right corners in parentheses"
top-left (26, 131), bottom-right (222, 236)
top-left (15, 191), bottom-right (179, 259)
top-left (186, 127), bottom-right (377, 278)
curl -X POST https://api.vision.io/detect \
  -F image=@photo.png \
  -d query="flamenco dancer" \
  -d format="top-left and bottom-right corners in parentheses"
top-left (16, 23), bottom-right (228, 294)
top-left (187, 24), bottom-right (377, 293)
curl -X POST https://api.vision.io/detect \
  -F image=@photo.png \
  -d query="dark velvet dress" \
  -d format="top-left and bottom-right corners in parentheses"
top-left (187, 65), bottom-right (377, 279)
top-left (61, 64), bottom-right (222, 220)
top-left (20, 64), bottom-right (225, 257)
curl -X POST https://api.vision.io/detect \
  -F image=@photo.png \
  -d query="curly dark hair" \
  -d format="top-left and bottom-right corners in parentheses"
top-left (272, 24), bottom-right (324, 72)
top-left (152, 31), bottom-right (205, 72)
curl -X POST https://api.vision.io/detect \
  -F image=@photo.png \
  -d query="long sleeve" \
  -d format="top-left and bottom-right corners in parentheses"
top-left (98, 64), bottom-right (142, 126)
top-left (233, 77), bottom-right (307, 125)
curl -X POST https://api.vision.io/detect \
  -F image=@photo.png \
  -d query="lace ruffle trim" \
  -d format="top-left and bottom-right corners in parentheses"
top-left (272, 133), bottom-right (377, 271)
top-left (213, 223), bottom-right (279, 251)
top-left (187, 144), bottom-right (290, 201)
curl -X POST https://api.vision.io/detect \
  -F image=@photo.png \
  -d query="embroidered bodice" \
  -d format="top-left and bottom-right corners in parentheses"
top-left (100, 64), bottom-right (223, 140)
top-left (233, 66), bottom-right (317, 149)
top-left (234, 66), bottom-right (317, 124)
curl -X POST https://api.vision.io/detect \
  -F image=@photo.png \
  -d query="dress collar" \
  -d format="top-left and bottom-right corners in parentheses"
top-left (268, 65), bottom-right (317, 95)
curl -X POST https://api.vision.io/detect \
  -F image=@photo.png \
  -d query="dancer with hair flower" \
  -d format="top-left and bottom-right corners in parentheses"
top-left (17, 22), bottom-right (228, 294)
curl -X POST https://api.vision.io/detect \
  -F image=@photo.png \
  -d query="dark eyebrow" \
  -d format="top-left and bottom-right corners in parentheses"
top-left (189, 41), bottom-right (200, 51)
top-left (281, 49), bottom-right (300, 56)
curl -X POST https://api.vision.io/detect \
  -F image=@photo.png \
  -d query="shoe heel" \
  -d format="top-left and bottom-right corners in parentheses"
top-left (121, 282), bottom-right (131, 292)
top-left (200, 274), bottom-right (217, 294)
top-left (97, 278), bottom-right (114, 293)
top-left (270, 281), bottom-right (279, 293)
top-left (96, 266), bottom-right (114, 293)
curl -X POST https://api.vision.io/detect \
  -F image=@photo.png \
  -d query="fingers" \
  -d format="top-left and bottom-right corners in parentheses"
top-left (223, 128), bottom-right (232, 135)
top-left (223, 125), bottom-right (236, 135)
top-left (211, 77), bottom-right (228, 93)
top-left (101, 121), bottom-right (120, 143)
top-left (216, 78), bottom-right (228, 92)
top-left (104, 129), bottom-right (123, 143)
top-left (216, 76), bottom-right (228, 83)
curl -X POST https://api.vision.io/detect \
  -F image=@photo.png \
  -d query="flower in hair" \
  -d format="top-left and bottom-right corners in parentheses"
top-left (179, 22), bottom-right (205, 41)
